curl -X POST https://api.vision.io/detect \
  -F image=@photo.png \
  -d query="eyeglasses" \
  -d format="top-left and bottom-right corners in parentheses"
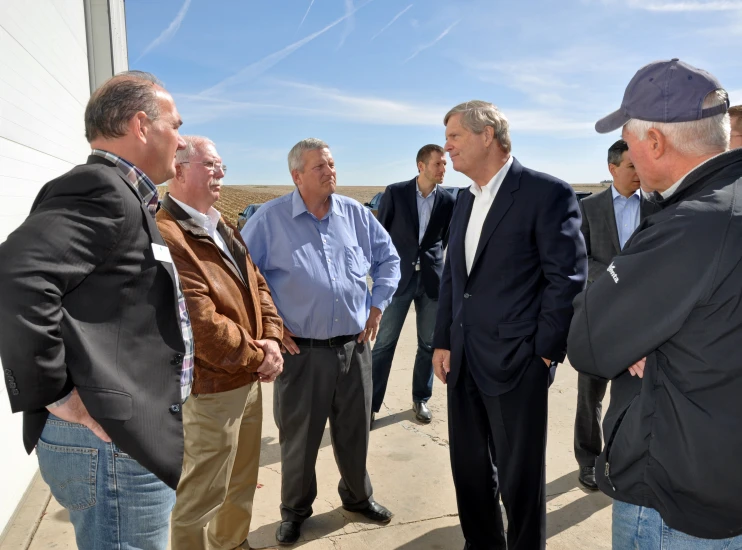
top-left (180, 160), bottom-right (227, 174)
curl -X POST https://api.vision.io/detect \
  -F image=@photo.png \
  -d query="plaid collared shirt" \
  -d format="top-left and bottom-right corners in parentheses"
top-left (92, 149), bottom-right (194, 400)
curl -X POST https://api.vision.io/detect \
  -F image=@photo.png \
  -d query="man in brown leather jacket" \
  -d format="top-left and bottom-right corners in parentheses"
top-left (156, 135), bottom-right (284, 550)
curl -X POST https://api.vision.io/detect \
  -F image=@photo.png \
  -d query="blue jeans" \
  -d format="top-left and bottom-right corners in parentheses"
top-left (613, 500), bottom-right (742, 550)
top-left (36, 414), bottom-right (175, 550)
top-left (371, 271), bottom-right (437, 412)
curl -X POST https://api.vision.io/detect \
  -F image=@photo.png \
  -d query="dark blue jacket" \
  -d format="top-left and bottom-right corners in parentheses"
top-left (377, 177), bottom-right (455, 299)
top-left (433, 158), bottom-right (587, 396)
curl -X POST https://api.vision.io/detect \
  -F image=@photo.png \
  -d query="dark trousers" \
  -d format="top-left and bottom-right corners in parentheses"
top-left (574, 373), bottom-right (608, 468)
top-left (448, 357), bottom-right (549, 550)
top-left (274, 340), bottom-right (374, 522)
top-left (371, 271), bottom-right (437, 412)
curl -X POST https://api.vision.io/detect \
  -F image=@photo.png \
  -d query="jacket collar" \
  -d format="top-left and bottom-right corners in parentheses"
top-left (653, 148), bottom-right (742, 208)
top-left (161, 193), bottom-right (210, 238)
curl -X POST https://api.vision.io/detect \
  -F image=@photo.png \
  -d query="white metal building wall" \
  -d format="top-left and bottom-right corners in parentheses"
top-left (0, 0), bottom-right (127, 535)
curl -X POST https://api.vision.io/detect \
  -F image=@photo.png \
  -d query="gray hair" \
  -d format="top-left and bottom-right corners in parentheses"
top-left (85, 71), bottom-right (164, 142)
top-left (288, 138), bottom-right (329, 172)
top-left (175, 135), bottom-right (216, 164)
top-left (624, 89), bottom-right (730, 156)
top-left (444, 100), bottom-right (512, 153)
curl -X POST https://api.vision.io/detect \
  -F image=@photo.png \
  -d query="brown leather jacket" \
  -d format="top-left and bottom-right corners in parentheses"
top-left (156, 194), bottom-right (283, 394)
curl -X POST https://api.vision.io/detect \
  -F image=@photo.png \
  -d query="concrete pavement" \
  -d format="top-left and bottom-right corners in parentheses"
top-left (1, 305), bottom-right (612, 549)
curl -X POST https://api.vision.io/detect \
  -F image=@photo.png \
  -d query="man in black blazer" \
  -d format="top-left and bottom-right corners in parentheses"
top-left (0, 72), bottom-right (191, 550)
top-left (432, 100), bottom-right (587, 550)
top-left (372, 145), bottom-right (455, 424)
top-left (574, 139), bottom-right (658, 490)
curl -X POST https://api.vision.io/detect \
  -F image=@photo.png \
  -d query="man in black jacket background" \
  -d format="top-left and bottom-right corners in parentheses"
top-left (0, 72), bottom-right (191, 549)
top-left (569, 59), bottom-right (742, 548)
top-left (371, 145), bottom-right (454, 425)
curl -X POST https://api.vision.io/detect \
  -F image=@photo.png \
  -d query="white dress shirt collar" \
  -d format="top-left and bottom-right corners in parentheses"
top-left (469, 156), bottom-right (514, 200)
top-left (169, 195), bottom-right (222, 230)
top-left (611, 185), bottom-right (641, 201)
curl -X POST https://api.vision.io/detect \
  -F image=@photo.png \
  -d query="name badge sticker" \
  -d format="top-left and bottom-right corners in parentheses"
top-left (151, 243), bottom-right (173, 264)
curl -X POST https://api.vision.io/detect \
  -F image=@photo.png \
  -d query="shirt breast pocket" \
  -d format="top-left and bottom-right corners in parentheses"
top-left (344, 245), bottom-right (370, 278)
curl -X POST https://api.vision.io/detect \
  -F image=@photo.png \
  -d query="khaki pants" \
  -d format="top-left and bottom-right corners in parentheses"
top-left (171, 381), bottom-right (262, 550)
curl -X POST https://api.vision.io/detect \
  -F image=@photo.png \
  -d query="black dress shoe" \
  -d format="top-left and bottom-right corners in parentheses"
top-left (343, 501), bottom-right (394, 523)
top-left (276, 521), bottom-right (301, 545)
top-left (578, 466), bottom-right (598, 490)
top-left (412, 402), bottom-right (432, 423)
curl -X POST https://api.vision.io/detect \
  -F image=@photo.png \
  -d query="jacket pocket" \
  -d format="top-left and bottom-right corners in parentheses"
top-left (603, 395), bottom-right (638, 491)
top-left (498, 319), bottom-right (537, 339)
top-left (36, 440), bottom-right (98, 511)
top-left (76, 387), bottom-right (133, 421)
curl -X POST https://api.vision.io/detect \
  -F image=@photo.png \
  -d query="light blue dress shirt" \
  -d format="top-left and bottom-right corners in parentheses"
top-left (416, 181), bottom-right (437, 244)
top-left (612, 185), bottom-right (641, 250)
top-left (241, 190), bottom-right (401, 339)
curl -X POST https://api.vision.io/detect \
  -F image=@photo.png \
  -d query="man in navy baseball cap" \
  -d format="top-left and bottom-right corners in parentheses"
top-left (595, 58), bottom-right (729, 134)
top-left (568, 59), bottom-right (742, 549)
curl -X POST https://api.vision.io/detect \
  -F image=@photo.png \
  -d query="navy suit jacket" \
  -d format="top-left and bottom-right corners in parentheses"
top-left (377, 177), bottom-right (455, 299)
top-left (432, 158), bottom-right (587, 396)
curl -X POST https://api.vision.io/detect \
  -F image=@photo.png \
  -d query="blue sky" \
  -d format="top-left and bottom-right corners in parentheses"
top-left (126, 0), bottom-right (742, 187)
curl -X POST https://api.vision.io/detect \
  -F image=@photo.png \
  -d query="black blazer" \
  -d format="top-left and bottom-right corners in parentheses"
top-left (433, 158), bottom-right (587, 396)
top-left (0, 156), bottom-right (186, 489)
top-left (377, 178), bottom-right (455, 299)
top-left (580, 187), bottom-right (660, 284)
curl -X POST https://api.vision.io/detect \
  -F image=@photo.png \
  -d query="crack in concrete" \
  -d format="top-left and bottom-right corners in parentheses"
top-left (399, 421), bottom-right (450, 448)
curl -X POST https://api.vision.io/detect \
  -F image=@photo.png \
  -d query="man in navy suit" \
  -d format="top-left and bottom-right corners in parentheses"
top-left (432, 100), bottom-right (587, 550)
top-left (371, 145), bottom-right (455, 425)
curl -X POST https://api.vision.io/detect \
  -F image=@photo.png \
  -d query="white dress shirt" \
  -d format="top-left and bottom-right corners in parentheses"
top-left (169, 196), bottom-right (240, 272)
top-left (465, 156), bottom-right (514, 274)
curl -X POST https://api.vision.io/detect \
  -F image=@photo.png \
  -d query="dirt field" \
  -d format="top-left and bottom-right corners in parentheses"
top-left (158, 183), bottom-right (608, 226)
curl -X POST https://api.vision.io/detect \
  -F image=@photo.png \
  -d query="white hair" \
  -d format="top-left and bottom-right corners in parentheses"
top-left (175, 135), bottom-right (216, 164)
top-left (444, 100), bottom-right (512, 153)
top-left (287, 138), bottom-right (329, 173)
top-left (624, 89), bottom-right (730, 156)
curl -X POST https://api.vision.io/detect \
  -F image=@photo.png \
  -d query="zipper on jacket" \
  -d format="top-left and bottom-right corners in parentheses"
top-left (604, 462), bottom-right (616, 491)
top-left (602, 395), bottom-right (638, 493)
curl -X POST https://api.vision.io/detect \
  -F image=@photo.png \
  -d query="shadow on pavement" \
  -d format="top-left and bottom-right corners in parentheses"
top-left (394, 525), bottom-right (465, 549)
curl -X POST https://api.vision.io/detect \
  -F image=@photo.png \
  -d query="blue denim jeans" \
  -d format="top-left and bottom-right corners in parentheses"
top-left (613, 500), bottom-right (742, 550)
top-left (36, 414), bottom-right (176, 550)
top-left (371, 271), bottom-right (437, 412)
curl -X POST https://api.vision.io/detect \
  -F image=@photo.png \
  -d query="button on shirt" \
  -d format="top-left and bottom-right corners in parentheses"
top-left (241, 190), bottom-right (401, 339)
top-left (91, 149), bottom-right (194, 401)
top-left (465, 156), bottom-right (514, 274)
top-left (416, 181), bottom-right (437, 244)
top-left (611, 186), bottom-right (641, 250)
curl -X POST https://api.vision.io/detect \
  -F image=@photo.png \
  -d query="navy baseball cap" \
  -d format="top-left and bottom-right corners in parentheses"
top-left (595, 58), bottom-right (729, 134)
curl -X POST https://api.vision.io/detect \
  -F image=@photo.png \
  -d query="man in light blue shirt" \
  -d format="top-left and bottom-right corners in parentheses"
top-left (241, 138), bottom-right (400, 545)
top-left (612, 180), bottom-right (641, 249)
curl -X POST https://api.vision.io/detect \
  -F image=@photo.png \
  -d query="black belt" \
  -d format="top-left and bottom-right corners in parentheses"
top-left (292, 334), bottom-right (357, 348)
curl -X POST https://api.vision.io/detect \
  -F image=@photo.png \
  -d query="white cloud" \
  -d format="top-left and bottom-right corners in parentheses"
top-left (178, 80), bottom-right (595, 136)
top-left (200, 1), bottom-right (373, 96)
top-left (606, 0), bottom-right (742, 10)
top-left (372, 4), bottom-right (413, 40)
top-left (338, 0), bottom-right (356, 48)
top-left (404, 20), bottom-right (460, 63)
top-left (298, 0), bottom-right (315, 29)
top-left (136, 0), bottom-right (191, 62)
top-left (637, 0), bottom-right (742, 10)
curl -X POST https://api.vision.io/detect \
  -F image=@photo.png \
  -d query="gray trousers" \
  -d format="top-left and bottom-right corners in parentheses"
top-left (573, 372), bottom-right (609, 468)
top-left (274, 340), bottom-right (374, 522)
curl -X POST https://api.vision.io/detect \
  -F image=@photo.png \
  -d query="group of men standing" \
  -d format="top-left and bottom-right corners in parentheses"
top-left (1, 58), bottom-right (742, 550)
